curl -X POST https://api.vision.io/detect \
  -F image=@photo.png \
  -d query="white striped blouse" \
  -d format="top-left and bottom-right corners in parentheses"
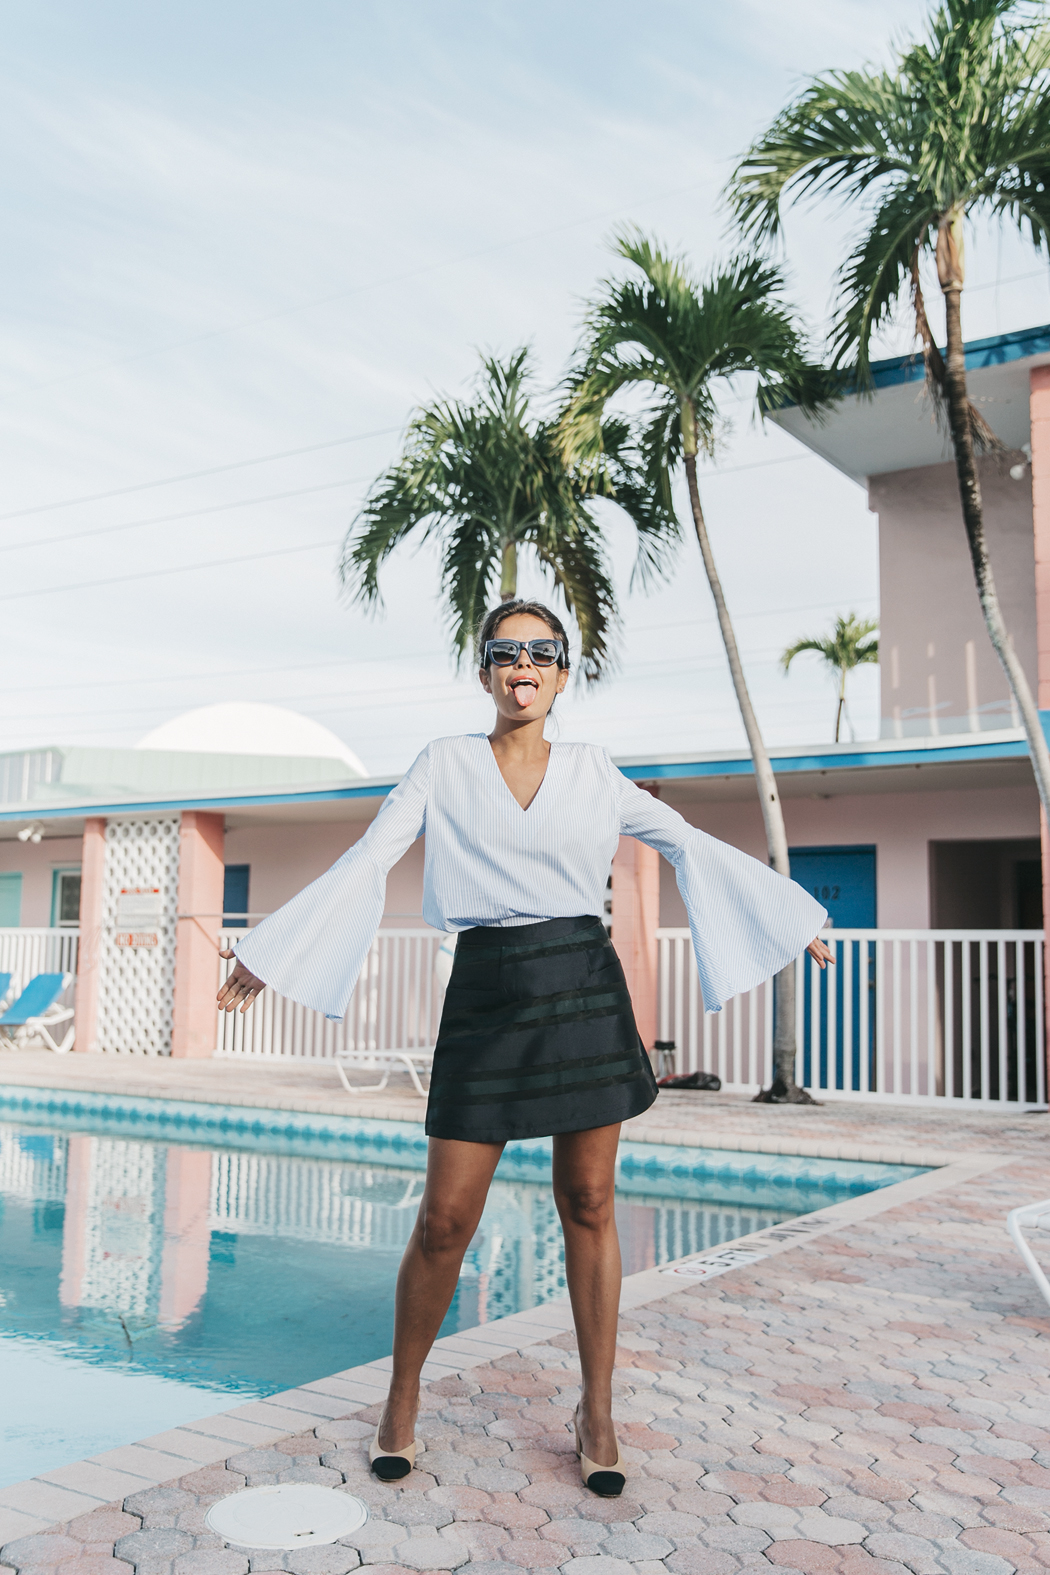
top-left (235, 733), bottom-right (826, 1022)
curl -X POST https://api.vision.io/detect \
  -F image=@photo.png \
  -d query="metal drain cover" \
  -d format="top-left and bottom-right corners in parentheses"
top-left (205, 1484), bottom-right (368, 1548)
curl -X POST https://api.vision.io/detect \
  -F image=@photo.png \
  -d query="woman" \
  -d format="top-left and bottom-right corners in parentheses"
top-left (217, 599), bottom-right (831, 1498)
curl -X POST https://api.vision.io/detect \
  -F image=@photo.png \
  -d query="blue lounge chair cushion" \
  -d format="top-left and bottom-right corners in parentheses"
top-left (0, 973), bottom-right (66, 1026)
top-left (0, 974), bottom-right (11, 1004)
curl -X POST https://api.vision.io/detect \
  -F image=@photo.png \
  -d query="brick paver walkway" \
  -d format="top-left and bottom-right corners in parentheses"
top-left (0, 1090), bottom-right (1047, 1575)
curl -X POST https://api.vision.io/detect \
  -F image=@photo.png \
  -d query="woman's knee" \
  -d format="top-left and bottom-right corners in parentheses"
top-left (417, 1201), bottom-right (476, 1257)
top-left (555, 1179), bottom-right (615, 1231)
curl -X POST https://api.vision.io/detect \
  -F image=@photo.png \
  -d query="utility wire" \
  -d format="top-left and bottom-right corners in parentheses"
top-left (0, 427), bottom-right (401, 523)
top-left (0, 447), bottom-right (817, 565)
top-left (0, 598), bottom-right (876, 719)
top-left (0, 421), bottom-right (807, 542)
top-left (0, 536), bottom-right (341, 604)
top-left (3, 595), bottom-right (876, 697)
top-left (0, 476), bottom-right (369, 556)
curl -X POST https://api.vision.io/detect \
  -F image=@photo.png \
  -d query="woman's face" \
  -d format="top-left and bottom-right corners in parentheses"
top-left (479, 613), bottom-right (568, 722)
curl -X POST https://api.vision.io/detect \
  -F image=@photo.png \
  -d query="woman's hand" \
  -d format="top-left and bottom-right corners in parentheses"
top-left (806, 935), bottom-right (835, 970)
top-left (217, 950), bottom-right (266, 1013)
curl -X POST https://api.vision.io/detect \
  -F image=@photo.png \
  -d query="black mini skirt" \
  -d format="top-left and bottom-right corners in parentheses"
top-left (425, 915), bottom-right (658, 1143)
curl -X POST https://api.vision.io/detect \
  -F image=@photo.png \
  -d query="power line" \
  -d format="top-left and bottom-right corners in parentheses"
top-left (0, 536), bottom-right (341, 604)
top-left (2, 595), bottom-right (881, 715)
top-left (0, 476), bottom-right (370, 556)
top-left (0, 445), bottom-right (826, 564)
top-left (0, 427), bottom-right (401, 523)
top-left (1, 595), bottom-right (876, 699)
top-left (0, 603), bottom-right (876, 725)
top-left (969, 266), bottom-right (1050, 293)
top-left (0, 406), bottom-right (804, 539)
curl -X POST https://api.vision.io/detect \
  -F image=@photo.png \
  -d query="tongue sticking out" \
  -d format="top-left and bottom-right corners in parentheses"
top-left (512, 682), bottom-right (537, 708)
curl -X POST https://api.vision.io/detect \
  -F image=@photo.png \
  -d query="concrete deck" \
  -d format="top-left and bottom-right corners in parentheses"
top-left (0, 1056), bottom-right (1048, 1575)
top-left (0, 1049), bottom-right (1036, 1165)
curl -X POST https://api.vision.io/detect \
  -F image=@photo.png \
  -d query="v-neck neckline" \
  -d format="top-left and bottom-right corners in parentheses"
top-left (481, 733), bottom-right (555, 815)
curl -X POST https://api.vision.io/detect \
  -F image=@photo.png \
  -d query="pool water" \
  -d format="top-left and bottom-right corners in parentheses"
top-left (0, 1108), bottom-right (925, 1488)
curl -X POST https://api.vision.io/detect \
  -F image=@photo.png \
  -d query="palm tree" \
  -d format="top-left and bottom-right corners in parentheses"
top-left (340, 348), bottom-right (678, 681)
top-left (782, 614), bottom-right (879, 742)
top-left (559, 232), bottom-right (830, 1102)
top-left (728, 0), bottom-right (1050, 817)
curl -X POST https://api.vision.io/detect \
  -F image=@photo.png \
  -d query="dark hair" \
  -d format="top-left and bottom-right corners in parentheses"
top-left (476, 599), bottom-right (571, 670)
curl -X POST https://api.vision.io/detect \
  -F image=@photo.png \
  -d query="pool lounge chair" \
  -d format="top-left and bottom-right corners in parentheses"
top-left (1008, 1198), bottom-right (1050, 1312)
top-left (333, 1045), bottom-right (435, 1097)
top-left (0, 972), bottom-right (75, 1054)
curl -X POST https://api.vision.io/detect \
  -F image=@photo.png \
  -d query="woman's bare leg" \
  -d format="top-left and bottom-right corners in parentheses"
top-left (378, 1136), bottom-right (504, 1452)
top-left (552, 1123), bottom-right (622, 1468)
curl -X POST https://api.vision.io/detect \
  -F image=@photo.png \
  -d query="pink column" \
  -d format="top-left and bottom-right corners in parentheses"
top-left (1030, 365), bottom-right (1050, 1086)
top-left (58, 1135), bottom-right (92, 1305)
top-left (611, 831), bottom-right (660, 1055)
top-left (158, 1147), bottom-right (213, 1327)
top-left (73, 818), bottom-right (106, 1054)
top-left (171, 810), bottom-right (225, 1058)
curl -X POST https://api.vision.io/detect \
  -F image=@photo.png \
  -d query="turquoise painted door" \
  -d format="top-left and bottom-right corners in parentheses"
top-left (790, 847), bottom-right (877, 1091)
top-left (0, 873), bottom-right (22, 926)
top-left (788, 846), bottom-right (877, 928)
top-left (223, 865), bottom-right (250, 929)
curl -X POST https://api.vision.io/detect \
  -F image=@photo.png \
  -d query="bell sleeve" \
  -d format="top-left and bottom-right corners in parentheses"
top-left (233, 745), bottom-right (430, 1021)
top-left (615, 765), bottom-right (826, 1013)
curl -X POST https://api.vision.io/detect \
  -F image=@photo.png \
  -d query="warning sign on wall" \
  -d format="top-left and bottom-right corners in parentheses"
top-left (115, 888), bottom-right (163, 948)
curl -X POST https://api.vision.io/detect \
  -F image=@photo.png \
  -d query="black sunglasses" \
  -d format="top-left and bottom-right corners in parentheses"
top-left (483, 637), bottom-right (566, 669)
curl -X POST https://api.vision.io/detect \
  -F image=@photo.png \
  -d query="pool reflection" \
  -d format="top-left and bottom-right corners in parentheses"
top-left (0, 1122), bottom-right (797, 1397)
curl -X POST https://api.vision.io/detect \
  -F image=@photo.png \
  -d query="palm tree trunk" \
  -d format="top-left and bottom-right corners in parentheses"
top-left (941, 288), bottom-right (1050, 820)
top-left (684, 455), bottom-right (811, 1102)
top-left (500, 540), bottom-right (517, 601)
top-left (835, 666), bottom-right (847, 743)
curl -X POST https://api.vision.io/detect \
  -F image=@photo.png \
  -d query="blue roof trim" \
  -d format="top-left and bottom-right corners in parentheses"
top-left (2, 719), bottom-right (1041, 823)
top-left (0, 781), bottom-right (400, 824)
top-left (619, 736), bottom-right (1031, 781)
top-left (867, 323), bottom-right (1050, 392)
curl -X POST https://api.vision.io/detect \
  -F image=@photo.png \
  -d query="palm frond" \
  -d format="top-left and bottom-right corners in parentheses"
top-left (728, 0), bottom-right (1050, 382)
top-left (782, 614), bottom-right (879, 674)
top-left (533, 515), bottom-right (616, 683)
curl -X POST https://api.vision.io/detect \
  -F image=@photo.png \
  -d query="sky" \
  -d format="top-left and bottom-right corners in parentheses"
top-left (3, 0), bottom-right (1050, 777)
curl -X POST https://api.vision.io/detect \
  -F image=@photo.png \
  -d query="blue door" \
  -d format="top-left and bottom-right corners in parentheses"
top-left (789, 846), bottom-right (876, 1091)
top-left (0, 873), bottom-right (22, 927)
top-left (223, 865), bottom-right (250, 929)
top-left (788, 846), bottom-right (876, 928)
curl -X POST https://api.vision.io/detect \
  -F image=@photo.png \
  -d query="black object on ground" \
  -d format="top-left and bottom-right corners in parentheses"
top-left (656, 1070), bottom-right (721, 1091)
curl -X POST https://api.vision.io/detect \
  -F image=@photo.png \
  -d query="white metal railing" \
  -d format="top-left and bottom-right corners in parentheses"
top-left (215, 927), bottom-right (444, 1059)
top-left (0, 927), bottom-right (79, 1007)
top-left (657, 927), bottom-right (1047, 1109)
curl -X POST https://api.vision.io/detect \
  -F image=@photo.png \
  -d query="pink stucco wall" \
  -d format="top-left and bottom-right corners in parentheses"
top-left (0, 835), bottom-right (83, 926)
top-left (657, 785), bottom-right (1039, 930)
top-left (223, 821), bottom-right (426, 923)
top-left (871, 457), bottom-right (1035, 737)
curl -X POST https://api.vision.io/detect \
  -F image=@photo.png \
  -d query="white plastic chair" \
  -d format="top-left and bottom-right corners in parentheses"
top-left (1007, 1199), bottom-right (1050, 1311)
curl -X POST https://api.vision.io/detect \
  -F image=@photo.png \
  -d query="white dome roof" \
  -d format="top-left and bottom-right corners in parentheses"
top-left (137, 703), bottom-right (367, 776)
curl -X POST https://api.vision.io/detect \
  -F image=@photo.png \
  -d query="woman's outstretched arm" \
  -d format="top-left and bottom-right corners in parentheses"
top-left (215, 746), bottom-right (430, 1020)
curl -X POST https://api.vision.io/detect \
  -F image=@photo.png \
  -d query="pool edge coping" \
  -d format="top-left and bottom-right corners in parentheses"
top-left (0, 1079), bottom-right (965, 1170)
top-left (0, 1149), bottom-right (1006, 1547)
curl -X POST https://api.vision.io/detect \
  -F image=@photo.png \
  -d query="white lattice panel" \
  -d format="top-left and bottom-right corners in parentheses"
top-left (98, 817), bottom-right (180, 1054)
top-left (76, 1137), bottom-right (165, 1317)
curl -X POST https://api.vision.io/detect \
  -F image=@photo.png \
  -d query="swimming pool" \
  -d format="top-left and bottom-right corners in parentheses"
top-left (0, 1091), bottom-right (927, 1489)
